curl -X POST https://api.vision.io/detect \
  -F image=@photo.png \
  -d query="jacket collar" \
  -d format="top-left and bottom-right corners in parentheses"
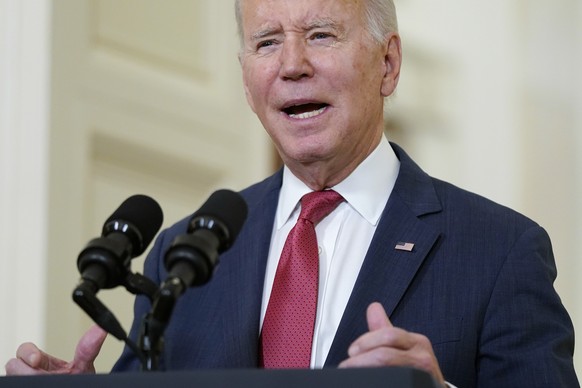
top-left (325, 142), bottom-right (443, 366)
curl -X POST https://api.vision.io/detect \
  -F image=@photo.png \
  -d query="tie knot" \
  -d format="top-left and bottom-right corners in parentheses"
top-left (299, 190), bottom-right (344, 225)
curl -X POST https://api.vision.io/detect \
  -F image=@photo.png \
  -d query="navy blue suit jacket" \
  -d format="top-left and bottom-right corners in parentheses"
top-left (113, 144), bottom-right (577, 387)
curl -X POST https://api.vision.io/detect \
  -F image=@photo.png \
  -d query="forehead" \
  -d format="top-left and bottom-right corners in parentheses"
top-left (240, 0), bottom-right (366, 35)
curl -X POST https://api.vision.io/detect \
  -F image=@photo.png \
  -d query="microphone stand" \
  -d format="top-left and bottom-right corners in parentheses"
top-left (73, 271), bottom-right (158, 370)
top-left (138, 276), bottom-right (187, 371)
top-left (138, 231), bottom-right (217, 371)
top-left (136, 198), bottom-right (246, 370)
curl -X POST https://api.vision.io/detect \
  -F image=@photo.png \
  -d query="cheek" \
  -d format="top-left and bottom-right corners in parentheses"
top-left (243, 78), bottom-right (264, 113)
top-left (323, 52), bottom-right (381, 95)
top-left (244, 67), bottom-right (274, 109)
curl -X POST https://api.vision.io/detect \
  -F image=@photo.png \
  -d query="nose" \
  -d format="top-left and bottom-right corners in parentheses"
top-left (278, 38), bottom-right (314, 81)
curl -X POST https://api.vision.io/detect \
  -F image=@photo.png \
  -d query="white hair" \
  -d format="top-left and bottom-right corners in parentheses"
top-left (234, 0), bottom-right (398, 46)
top-left (364, 0), bottom-right (399, 43)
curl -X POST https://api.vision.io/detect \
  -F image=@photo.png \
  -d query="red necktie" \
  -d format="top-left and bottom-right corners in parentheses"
top-left (260, 190), bottom-right (344, 368)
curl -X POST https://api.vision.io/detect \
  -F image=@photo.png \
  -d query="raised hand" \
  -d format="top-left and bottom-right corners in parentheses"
top-left (5, 325), bottom-right (107, 375)
top-left (338, 302), bottom-right (445, 386)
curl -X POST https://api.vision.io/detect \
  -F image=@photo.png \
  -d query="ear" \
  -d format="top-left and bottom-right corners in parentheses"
top-left (380, 33), bottom-right (402, 97)
top-left (239, 53), bottom-right (257, 113)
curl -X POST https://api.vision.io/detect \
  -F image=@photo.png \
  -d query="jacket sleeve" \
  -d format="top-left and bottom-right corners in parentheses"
top-left (476, 226), bottom-right (577, 387)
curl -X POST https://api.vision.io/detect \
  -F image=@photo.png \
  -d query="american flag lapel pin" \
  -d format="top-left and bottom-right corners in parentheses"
top-left (395, 241), bottom-right (415, 252)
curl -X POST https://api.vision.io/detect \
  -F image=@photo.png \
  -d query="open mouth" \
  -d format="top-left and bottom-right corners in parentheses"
top-left (282, 103), bottom-right (329, 119)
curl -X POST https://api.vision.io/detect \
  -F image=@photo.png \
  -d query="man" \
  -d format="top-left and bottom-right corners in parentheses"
top-left (5, 0), bottom-right (578, 387)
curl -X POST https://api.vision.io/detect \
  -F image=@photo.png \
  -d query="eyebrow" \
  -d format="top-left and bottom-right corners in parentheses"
top-left (251, 27), bottom-right (280, 42)
top-left (305, 18), bottom-right (340, 31)
top-left (249, 17), bottom-right (342, 42)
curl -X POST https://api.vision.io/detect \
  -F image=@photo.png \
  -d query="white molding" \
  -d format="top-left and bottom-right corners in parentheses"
top-left (0, 0), bottom-right (51, 369)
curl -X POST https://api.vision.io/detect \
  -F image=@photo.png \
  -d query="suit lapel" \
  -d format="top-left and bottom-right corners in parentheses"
top-left (325, 143), bottom-right (442, 366)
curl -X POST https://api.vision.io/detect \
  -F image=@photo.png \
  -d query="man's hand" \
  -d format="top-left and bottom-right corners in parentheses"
top-left (5, 325), bottom-right (107, 375)
top-left (338, 302), bottom-right (445, 386)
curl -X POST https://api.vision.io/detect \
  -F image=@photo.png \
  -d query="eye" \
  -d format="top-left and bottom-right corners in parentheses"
top-left (257, 40), bottom-right (275, 50)
top-left (311, 32), bottom-right (332, 40)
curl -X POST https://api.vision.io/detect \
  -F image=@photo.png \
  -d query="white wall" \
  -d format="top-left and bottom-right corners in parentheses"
top-left (0, 0), bottom-right (51, 367)
top-left (516, 0), bottom-right (581, 350)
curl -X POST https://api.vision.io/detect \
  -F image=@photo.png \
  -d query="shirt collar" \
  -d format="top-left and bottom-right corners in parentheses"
top-left (276, 135), bottom-right (400, 229)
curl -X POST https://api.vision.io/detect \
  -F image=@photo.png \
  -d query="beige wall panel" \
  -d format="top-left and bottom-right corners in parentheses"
top-left (516, 0), bottom-right (582, 372)
top-left (47, 0), bottom-right (270, 372)
top-left (92, 0), bottom-right (210, 80)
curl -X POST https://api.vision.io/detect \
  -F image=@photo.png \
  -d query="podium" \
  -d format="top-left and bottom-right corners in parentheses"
top-left (0, 367), bottom-right (439, 388)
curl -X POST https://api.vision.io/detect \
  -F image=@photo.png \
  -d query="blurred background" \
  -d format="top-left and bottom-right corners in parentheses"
top-left (1, 0), bottom-right (581, 376)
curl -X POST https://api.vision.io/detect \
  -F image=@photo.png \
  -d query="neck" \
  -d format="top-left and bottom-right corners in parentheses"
top-left (284, 134), bottom-right (382, 191)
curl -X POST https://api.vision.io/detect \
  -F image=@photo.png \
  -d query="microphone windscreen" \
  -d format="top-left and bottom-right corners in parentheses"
top-left (195, 189), bottom-right (248, 244)
top-left (105, 194), bottom-right (164, 255)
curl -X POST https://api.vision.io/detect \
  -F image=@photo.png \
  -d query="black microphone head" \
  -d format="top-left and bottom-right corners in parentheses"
top-left (104, 194), bottom-right (164, 256)
top-left (189, 189), bottom-right (248, 251)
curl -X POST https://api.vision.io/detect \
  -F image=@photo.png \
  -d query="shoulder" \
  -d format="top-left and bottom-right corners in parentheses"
top-left (433, 176), bottom-right (538, 229)
top-left (391, 142), bottom-right (539, 231)
top-left (157, 169), bottom-right (283, 241)
top-left (238, 168), bottom-right (283, 207)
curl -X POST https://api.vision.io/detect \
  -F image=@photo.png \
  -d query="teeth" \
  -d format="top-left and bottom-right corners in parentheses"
top-left (288, 106), bottom-right (326, 119)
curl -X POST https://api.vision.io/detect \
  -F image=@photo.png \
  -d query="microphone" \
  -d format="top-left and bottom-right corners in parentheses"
top-left (139, 190), bottom-right (246, 369)
top-left (163, 189), bottom-right (248, 289)
top-left (76, 194), bottom-right (164, 291)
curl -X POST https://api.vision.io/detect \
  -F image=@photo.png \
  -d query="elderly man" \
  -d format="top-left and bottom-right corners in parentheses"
top-left (6, 0), bottom-right (578, 387)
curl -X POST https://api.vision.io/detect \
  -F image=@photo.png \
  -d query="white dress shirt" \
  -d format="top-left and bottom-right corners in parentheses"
top-left (259, 135), bottom-right (400, 368)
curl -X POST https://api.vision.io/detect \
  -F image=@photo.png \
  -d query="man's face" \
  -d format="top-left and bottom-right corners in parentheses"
top-left (239, 0), bottom-right (400, 180)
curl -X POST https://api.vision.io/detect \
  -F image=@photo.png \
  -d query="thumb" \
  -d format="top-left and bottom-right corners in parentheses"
top-left (366, 302), bottom-right (393, 332)
top-left (70, 325), bottom-right (108, 373)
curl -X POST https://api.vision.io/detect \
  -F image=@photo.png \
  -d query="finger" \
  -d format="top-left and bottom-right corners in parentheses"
top-left (339, 346), bottom-right (404, 368)
top-left (346, 302), bottom-right (397, 357)
top-left (15, 343), bottom-right (43, 369)
top-left (15, 342), bottom-right (67, 371)
top-left (366, 302), bottom-right (393, 332)
top-left (70, 325), bottom-right (107, 373)
top-left (5, 357), bottom-right (44, 375)
top-left (5, 353), bottom-right (71, 376)
top-left (347, 325), bottom-right (414, 358)
top-left (339, 348), bottom-right (446, 387)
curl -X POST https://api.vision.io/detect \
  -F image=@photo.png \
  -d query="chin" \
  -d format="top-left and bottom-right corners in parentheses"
top-left (288, 150), bottom-right (334, 166)
top-left (277, 134), bottom-right (339, 162)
